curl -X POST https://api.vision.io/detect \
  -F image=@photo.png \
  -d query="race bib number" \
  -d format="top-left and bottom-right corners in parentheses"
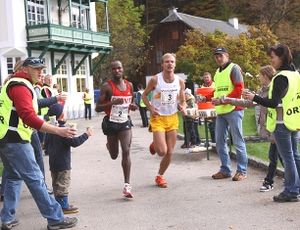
top-left (161, 89), bottom-right (178, 105)
top-left (109, 96), bottom-right (132, 123)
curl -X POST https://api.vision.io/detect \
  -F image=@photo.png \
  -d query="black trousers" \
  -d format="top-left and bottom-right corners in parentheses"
top-left (84, 103), bottom-right (91, 119)
top-left (265, 143), bottom-right (284, 184)
top-left (139, 106), bottom-right (148, 127)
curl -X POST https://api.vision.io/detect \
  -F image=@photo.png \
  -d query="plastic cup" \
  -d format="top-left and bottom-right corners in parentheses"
top-left (242, 88), bottom-right (250, 99)
top-left (49, 116), bottom-right (57, 125)
top-left (68, 123), bottom-right (77, 129)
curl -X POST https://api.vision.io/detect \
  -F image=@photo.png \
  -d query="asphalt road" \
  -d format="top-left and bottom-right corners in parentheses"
top-left (6, 111), bottom-right (300, 230)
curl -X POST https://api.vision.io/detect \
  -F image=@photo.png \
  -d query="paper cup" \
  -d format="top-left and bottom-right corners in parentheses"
top-left (68, 123), bottom-right (77, 129)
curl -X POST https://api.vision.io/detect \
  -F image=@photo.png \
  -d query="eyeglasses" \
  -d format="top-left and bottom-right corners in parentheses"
top-left (22, 57), bottom-right (45, 67)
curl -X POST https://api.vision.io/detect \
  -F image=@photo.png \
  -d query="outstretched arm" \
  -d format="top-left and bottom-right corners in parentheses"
top-left (178, 79), bottom-right (187, 114)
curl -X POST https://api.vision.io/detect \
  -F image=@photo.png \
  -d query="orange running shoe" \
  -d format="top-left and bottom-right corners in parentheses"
top-left (149, 142), bottom-right (156, 155)
top-left (155, 175), bottom-right (167, 188)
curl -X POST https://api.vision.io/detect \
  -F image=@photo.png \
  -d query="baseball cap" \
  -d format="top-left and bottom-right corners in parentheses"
top-left (22, 57), bottom-right (46, 69)
top-left (213, 47), bottom-right (228, 55)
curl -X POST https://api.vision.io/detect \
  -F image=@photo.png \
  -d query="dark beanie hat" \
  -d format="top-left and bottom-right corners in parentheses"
top-left (48, 103), bottom-right (64, 119)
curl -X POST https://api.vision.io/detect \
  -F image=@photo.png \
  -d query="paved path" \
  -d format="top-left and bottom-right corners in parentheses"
top-left (6, 111), bottom-right (300, 230)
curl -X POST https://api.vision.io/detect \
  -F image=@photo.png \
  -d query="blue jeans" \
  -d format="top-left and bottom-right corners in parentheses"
top-left (1, 132), bottom-right (46, 196)
top-left (0, 164), bottom-right (7, 196)
top-left (273, 124), bottom-right (300, 195)
top-left (31, 131), bottom-right (45, 177)
top-left (0, 143), bottom-right (64, 224)
top-left (215, 110), bottom-right (248, 175)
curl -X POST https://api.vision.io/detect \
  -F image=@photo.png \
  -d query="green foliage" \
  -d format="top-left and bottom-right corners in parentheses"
top-left (94, 0), bottom-right (147, 87)
top-left (176, 25), bottom-right (278, 90)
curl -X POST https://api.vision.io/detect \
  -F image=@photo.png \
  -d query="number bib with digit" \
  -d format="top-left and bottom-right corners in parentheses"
top-left (161, 89), bottom-right (178, 106)
top-left (109, 96), bottom-right (132, 123)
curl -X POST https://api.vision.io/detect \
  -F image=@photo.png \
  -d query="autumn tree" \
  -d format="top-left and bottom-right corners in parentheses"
top-left (93, 0), bottom-right (147, 88)
top-left (225, 0), bottom-right (300, 51)
top-left (176, 25), bottom-right (278, 90)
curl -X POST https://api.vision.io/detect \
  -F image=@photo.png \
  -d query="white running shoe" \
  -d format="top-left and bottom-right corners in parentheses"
top-left (123, 184), bottom-right (133, 198)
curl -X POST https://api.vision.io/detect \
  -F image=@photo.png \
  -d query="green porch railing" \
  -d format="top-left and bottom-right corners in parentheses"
top-left (27, 24), bottom-right (110, 48)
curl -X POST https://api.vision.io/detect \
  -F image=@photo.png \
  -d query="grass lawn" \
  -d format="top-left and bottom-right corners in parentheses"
top-left (178, 107), bottom-right (299, 164)
top-left (178, 107), bottom-right (257, 139)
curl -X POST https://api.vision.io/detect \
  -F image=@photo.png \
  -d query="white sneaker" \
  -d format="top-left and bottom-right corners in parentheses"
top-left (260, 181), bottom-right (274, 192)
top-left (123, 184), bottom-right (133, 198)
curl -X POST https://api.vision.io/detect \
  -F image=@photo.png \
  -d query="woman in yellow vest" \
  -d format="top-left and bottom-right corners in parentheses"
top-left (83, 88), bottom-right (92, 120)
top-left (245, 44), bottom-right (300, 202)
top-left (136, 83), bottom-right (149, 127)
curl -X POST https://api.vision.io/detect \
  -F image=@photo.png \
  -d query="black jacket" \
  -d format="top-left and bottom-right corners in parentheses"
top-left (46, 121), bottom-right (89, 172)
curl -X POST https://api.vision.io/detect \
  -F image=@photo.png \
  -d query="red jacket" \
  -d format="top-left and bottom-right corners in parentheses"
top-left (8, 72), bottom-right (44, 130)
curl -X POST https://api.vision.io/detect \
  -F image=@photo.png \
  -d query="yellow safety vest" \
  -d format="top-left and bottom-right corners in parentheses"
top-left (213, 63), bottom-right (236, 115)
top-left (40, 85), bottom-right (56, 115)
top-left (0, 78), bottom-right (38, 141)
top-left (138, 90), bottom-right (146, 107)
top-left (266, 70), bottom-right (300, 132)
top-left (83, 92), bottom-right (92, 104)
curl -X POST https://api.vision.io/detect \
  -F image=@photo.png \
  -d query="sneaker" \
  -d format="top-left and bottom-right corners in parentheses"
top-left (273, 192), bottom-right (299, 203)
top-left (47, 217), bottom-right (78, 230)
top-left (232, 172), bottom-right (247, 181)
top-left (123, 184), bottom-right (133, 198)
top-left (260, 181), bottom-right (274, 192)
top-left (63, 205), bottom-right (79, 214)
top-left (180, 143), bottom-right (188, 149)
top-left (155, 175), bottom-right (167, 188)
top-left (149, 142), bottom-right (156, 155)
top-left (1, 219), bottom-right (19, 230)
top-left (212, 171), bottom-right (231, 179)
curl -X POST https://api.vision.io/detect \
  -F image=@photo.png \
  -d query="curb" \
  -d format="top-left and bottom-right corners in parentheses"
top-left (177, 133), bottom-right (284, 177)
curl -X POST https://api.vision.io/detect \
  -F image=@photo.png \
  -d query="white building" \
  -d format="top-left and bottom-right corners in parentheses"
top-left (0, 0), bottom-right (111, 118)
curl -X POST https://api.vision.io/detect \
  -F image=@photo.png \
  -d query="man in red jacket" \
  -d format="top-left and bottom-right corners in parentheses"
top-left (0, 57), bottom-right (78, 230)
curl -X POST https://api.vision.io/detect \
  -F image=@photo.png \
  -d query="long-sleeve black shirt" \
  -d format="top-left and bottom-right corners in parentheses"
top-left (38, 96), bottom-right (57, 109)
top-left (253, 64), bottom-right (296, 108)
top-left (46, 121), bottom-right (89, 172)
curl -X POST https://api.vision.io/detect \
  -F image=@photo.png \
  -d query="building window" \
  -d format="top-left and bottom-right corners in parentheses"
top-left (71, 4), bottom-right (88, 29)
top-left (41, 58), bottom-right (47, 74)
top-left (75, 60), bottom-right (86, 92)
top-left (55, 59), bottom-right (67, 75)
top-left (56, 77), bottom-right (68, 92)
top-left (171, 31), bottom-right (179, 40)
top-left (27, 0), bottom-right (46, 25)
top-left (75, 60), bottom-right (86, 75)
top-left (55, 59), bottom-right (68, 92)
top-left (7, 57), bottom-right (21, 74)
top-left (76, 78), bottom-right (85, 92)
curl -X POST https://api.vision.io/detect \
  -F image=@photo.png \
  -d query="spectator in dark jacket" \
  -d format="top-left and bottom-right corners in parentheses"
top-left (46, 103), bottom-right (93, 214)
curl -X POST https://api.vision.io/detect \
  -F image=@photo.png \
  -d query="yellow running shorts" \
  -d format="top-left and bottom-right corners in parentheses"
top-left (150, 113), bottom-right (179, 132)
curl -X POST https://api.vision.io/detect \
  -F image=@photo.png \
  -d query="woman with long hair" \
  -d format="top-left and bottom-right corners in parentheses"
top-left (244, 44), bottom-right (300, 202)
